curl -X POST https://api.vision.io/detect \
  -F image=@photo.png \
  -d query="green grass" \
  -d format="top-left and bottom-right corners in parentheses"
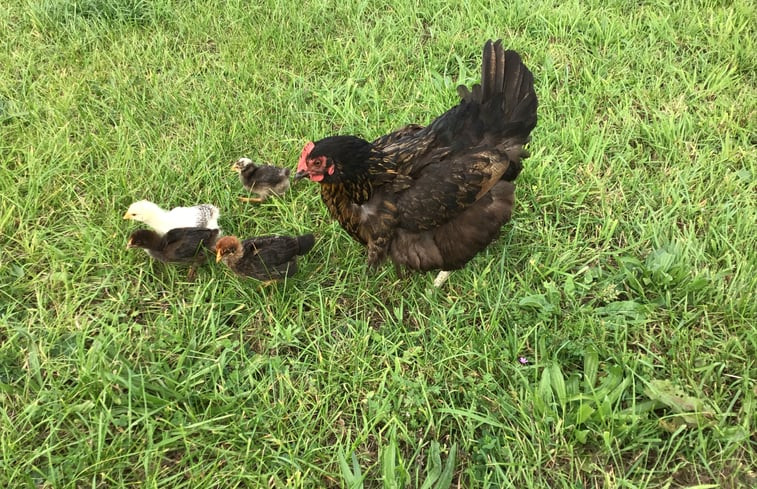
top-left (1, 0), bottom-right (755, 487)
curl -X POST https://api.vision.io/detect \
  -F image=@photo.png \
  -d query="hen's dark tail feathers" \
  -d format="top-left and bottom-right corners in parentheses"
top-left (296, 234), bottom-right (316, 255)
top-left (457, 39), bottom-right (538, 132)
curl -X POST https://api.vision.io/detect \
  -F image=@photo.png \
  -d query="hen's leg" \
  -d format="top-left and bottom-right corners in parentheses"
top-left (433, 270), bottom-right (451, 287)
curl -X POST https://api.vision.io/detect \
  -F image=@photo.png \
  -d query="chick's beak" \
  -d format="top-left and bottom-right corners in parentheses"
top-left (123, 212), bottom-right (132, 220)
top-left (215, 249), bottom-right (223, 263)
top-left (230, 163), bottom-right (240, 172)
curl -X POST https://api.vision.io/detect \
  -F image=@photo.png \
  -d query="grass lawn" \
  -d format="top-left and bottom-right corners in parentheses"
top-left (1, 0), bottom-right (755, 487)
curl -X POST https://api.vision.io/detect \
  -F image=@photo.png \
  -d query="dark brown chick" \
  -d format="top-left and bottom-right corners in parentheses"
top-left (232, 157), bottom-right (291, 203)
top-left (295, 40), bottom-right (537, 287)
top-left (127, 227), bottom-right (219, 264)
top-left (215, 234), bottom-right (315, 281)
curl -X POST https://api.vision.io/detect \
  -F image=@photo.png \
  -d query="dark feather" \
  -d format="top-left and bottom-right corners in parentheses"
top-left (219, 234), bottom-right (315, 280)
top-left (235, 159), bottom-right (291, 200)
top-left (241, 165), bottom-right (289, 187)
top-left (128, 227), bottom-right (219, 264)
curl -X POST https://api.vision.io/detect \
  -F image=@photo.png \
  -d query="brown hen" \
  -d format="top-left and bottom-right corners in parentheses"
top-left (295, 40), bottom-right (538, 286)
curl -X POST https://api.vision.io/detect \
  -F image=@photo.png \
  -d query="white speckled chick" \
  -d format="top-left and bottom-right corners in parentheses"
top-left (123, 200), bottom-right (220, 236)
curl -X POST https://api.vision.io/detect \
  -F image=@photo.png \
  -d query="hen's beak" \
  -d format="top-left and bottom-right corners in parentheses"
top-left (123, 212), bottom-right (132, 220)
top-left (294, 170), bottom-right (308, 181)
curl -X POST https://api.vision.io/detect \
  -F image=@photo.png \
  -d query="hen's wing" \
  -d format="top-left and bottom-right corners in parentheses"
top-left (380, 41), bottom-right (537, 232)
top-left (371, 124), bottom-right (425, 152)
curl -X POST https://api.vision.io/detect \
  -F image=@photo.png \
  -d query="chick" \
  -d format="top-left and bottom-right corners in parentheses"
top-left (127, 227), bottom-right (220, 263)
top-left (123, 200), bottom-right (220, 236)
top-left (215, 234), bottom-right (315, 281)
top-left (127, 227), bottom-right (220, 280)
top-left (232, 157), bottom-right (290, 203)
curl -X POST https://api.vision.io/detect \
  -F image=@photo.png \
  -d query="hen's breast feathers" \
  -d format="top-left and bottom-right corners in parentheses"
top-left (321, 181), bottom-right (373, 244)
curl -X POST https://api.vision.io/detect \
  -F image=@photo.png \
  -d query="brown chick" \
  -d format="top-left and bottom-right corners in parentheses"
top-left (215, 234), bottom-right (315, 281)
top-left (232, 157), bottom-right (291, 203)
top-left (127, 227), bottom-right (220, 278)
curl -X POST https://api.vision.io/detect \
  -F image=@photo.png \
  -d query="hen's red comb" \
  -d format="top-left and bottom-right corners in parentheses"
top-left (297, 141), bottom-right (315, 173)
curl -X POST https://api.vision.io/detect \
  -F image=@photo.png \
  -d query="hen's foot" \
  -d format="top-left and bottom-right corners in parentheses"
top-left (433, 270), bottom-right (451, 287)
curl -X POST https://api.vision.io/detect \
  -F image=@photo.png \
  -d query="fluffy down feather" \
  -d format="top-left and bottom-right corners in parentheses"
top-left (123, 200), bottom-right (220, 236)
top-left (215, 234), bottom-right (315, 281)
top-left (232, 157), bottom-right (291, 203)
top-left (127, 227), bottom-right (220, 264)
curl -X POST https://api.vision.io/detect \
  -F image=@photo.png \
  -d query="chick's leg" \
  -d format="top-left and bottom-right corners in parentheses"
top-left (239, 197), bottom-right (264, 203)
